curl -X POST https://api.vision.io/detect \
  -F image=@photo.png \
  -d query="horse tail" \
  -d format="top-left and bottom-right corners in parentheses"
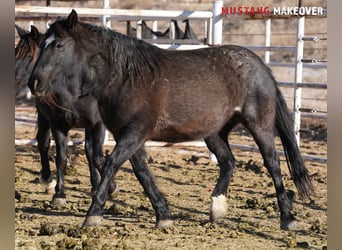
top-left (275, 87), bottom-right (314, 200)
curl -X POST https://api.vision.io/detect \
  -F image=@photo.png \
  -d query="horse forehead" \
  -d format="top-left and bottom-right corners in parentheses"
top-left (44, 33), bottom-right (56, 48)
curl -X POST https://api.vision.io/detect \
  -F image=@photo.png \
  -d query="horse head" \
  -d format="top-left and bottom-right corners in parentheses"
top-left (15, 25), bottom-right (43, 97)
top-left (28, 10), bottom-right (100, 99)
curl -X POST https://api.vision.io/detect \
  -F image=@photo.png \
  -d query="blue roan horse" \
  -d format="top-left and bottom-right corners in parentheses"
top-left (28, 10), bottom-right (314, 230)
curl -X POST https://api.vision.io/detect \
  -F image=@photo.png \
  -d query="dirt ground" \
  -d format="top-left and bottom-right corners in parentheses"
top-left (14, 101), bottom-right (327, 250)
top-left (14, 0), bottom-right (327, 248)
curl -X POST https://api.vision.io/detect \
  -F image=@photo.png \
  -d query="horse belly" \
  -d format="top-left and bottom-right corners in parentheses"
top-left (152, 102), bottom-right (232, 142)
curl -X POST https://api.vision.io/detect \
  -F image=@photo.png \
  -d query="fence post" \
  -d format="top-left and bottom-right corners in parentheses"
top-left (208, 0), bottom-right (223, 161)
top-left (211, 0), bottom-right (223, 45)
top-left (170, 20), bottom-right (176, 40)
top-left (294, 16), bottom-right (305, 146)
top-left (152, 20), bottom-right (158, 40)
top-left (137, 20), bottom-right (142, 39)
top-left (101, 0), bottom-right (111, 28)
top-left (264, 18), bottom-right (271, 63)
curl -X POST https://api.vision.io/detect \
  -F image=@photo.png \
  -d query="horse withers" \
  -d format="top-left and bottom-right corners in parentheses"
top-left (15, 24), bottom-right (117, 206)
top-left (28, 10), bottom-right (314, 230)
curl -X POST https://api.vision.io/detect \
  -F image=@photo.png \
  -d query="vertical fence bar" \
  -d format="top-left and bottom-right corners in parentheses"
top-left (102, 0), bottom-right (111, 144)
top-left (264, 18), bottom-right (271, 63)
top-left (211, 0), bottom-right (223, 45)
top-left (28, 21), bottom-right (34, 32)
top-left (207, 17), bottom-right (213, 45)
top-left (208, 0), bottom-right (223, 161)
top-left (204, 20), bottom-right (207, 43)
top-left (25, 21), bottom-right (35, 99)
top-left (294, 16), bottom-right (305, 146)
top-left (104, 130), bottom-right (109, 144)
top-left (101, 0), bottom-right (111, 28)
top-left (136, 20), bottom-right (142, 39)
top-left (170, 20), bottom-right (176, 41)
top-left (152, 20), bottom-right (158, 40)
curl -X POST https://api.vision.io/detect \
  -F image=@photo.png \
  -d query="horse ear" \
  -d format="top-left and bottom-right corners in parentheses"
top-left (30, 25), bottom-right (41, 42)
top-left (15, 24), bottom-right (29, 38)
top-left (67, 9), bottom-right (78, 30)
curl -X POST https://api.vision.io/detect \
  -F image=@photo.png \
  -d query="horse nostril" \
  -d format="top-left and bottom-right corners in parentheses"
top-left (29, 78), bottom-right (41, 96)
top-left (33, 79), bottom-right (39, 90)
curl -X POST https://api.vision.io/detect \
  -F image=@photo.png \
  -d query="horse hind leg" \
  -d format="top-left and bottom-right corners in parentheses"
top-left (204, 123), bottom-right (237, 222)
top-left (243, 119), bottom-right (296, 230)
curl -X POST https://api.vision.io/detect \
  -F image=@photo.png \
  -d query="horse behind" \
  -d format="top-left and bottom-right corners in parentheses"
top-left (15, 24), bottom-right (117, 205)
top-left (28, 10), bottom-right (314, 231)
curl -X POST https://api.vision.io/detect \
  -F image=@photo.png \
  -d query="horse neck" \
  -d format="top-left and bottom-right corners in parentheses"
top-left (76, 25), bottom-right (164, 93)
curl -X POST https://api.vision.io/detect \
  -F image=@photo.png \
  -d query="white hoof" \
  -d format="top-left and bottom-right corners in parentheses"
top-left (40, 176), bottom-right (56, 194)
top-left (210, 195), bottom-right (227, 222)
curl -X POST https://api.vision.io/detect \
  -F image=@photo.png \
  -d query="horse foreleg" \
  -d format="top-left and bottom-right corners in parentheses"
top-left (36, 112), bottom-right (55, 193)
top-left (130, 147), bottom-right (172, 228)
top-left (50, 128), bottom-right (68, 206)
top-left (82, 131), bottom-right (146, 227)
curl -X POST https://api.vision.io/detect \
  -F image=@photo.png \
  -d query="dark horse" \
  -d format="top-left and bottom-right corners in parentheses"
top-left (28, 10), bottom-right (314, 230)
top-left (15, 24), bottom-right (117, 205)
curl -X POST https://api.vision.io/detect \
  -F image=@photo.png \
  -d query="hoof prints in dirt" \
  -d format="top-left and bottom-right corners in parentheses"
top-left (15, 144), bottom-right (327, 249)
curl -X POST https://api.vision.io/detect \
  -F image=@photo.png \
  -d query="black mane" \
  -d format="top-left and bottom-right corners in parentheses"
top-left (49, 19), bottom-right (167, 87)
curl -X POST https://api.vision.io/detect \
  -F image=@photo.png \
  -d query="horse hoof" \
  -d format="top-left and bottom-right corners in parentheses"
top-left (82, 216), bottom-right (102, 227)
top-left (281, 219), bottom-right (297, 230)
top-left (51, 197), bottom-right (66, 207)
top-left (45, 179), bottom-right (57, 194)
top-left (40, 177), bottom-right (56, 194)
top-left (209, 195), bottom-right (227, 222)
top-left (156, 219), bottom-right (173, 229)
